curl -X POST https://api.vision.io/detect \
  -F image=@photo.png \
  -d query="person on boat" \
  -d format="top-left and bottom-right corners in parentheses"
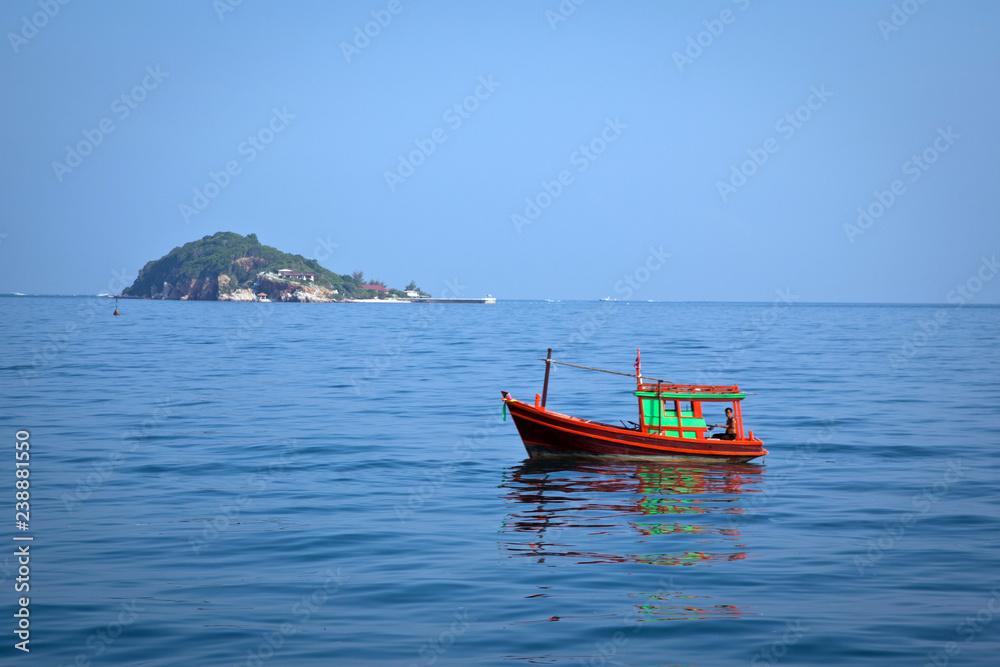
top-left (708, 408), bottom-right (737, 440)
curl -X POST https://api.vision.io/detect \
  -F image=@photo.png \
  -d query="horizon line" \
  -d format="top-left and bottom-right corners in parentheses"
top-left (2, 294), bottom-right (998, 307)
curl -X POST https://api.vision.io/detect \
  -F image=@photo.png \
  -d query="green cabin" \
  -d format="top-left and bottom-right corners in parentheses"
top-left (634, 382), bottom-right (748, 440)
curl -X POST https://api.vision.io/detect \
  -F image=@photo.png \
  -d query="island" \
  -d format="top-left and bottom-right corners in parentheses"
top-left (122, 232), bottom-right (431, 302)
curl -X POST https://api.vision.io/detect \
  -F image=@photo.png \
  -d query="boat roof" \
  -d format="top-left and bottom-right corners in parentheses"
top-left (634, 382), bottom-right (745, 400)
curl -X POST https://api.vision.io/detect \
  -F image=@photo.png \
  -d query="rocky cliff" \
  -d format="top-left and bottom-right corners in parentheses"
top-left (217, 274), bottom-right (340, 302)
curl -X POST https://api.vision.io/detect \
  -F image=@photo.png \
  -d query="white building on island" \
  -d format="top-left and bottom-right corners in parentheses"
top-left (277, 268), bottom-right (315, 281)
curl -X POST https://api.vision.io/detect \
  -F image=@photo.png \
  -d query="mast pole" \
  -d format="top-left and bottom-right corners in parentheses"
top-left (541, 348), bottom-right (552, 409)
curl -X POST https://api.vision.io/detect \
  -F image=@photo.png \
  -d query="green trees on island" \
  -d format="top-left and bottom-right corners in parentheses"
top-left (123, 231), bottom-right (412, 299)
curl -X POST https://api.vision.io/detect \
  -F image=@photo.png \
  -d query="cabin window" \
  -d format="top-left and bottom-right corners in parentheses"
top-left (644, 399), bottom-right (706, 438)
top-left (664, 401), bottom-right (696, 418)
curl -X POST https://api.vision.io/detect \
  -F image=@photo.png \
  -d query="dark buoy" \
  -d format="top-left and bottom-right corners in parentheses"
top-left (113, 297), bottom-right (120, 317)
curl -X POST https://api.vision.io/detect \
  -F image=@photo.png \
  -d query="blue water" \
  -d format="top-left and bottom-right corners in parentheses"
top-left (2, 297), bottom-right (999, 666)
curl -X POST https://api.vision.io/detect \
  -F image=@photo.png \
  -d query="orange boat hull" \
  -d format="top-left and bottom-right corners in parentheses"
top-left (504, 397), bottom-right (767, 463)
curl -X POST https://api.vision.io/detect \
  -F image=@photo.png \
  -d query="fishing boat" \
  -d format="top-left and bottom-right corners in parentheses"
top-left (502, 349), bottom-right (767, 463)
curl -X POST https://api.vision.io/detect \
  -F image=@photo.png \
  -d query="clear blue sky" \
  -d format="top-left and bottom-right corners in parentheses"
top-left (1, 0), bottom-right (998, 301)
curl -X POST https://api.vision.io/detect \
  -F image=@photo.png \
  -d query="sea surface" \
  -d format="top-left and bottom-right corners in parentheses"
top-left (2, 296), bottom-right (999, 666)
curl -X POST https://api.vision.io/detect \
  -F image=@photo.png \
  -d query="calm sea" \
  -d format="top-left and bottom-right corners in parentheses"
top-left (2, 297), bottom-right (999, 666)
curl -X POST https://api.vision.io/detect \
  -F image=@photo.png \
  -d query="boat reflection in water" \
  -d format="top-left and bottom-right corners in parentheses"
top-left (499, 459), bottom-right (763, 621)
